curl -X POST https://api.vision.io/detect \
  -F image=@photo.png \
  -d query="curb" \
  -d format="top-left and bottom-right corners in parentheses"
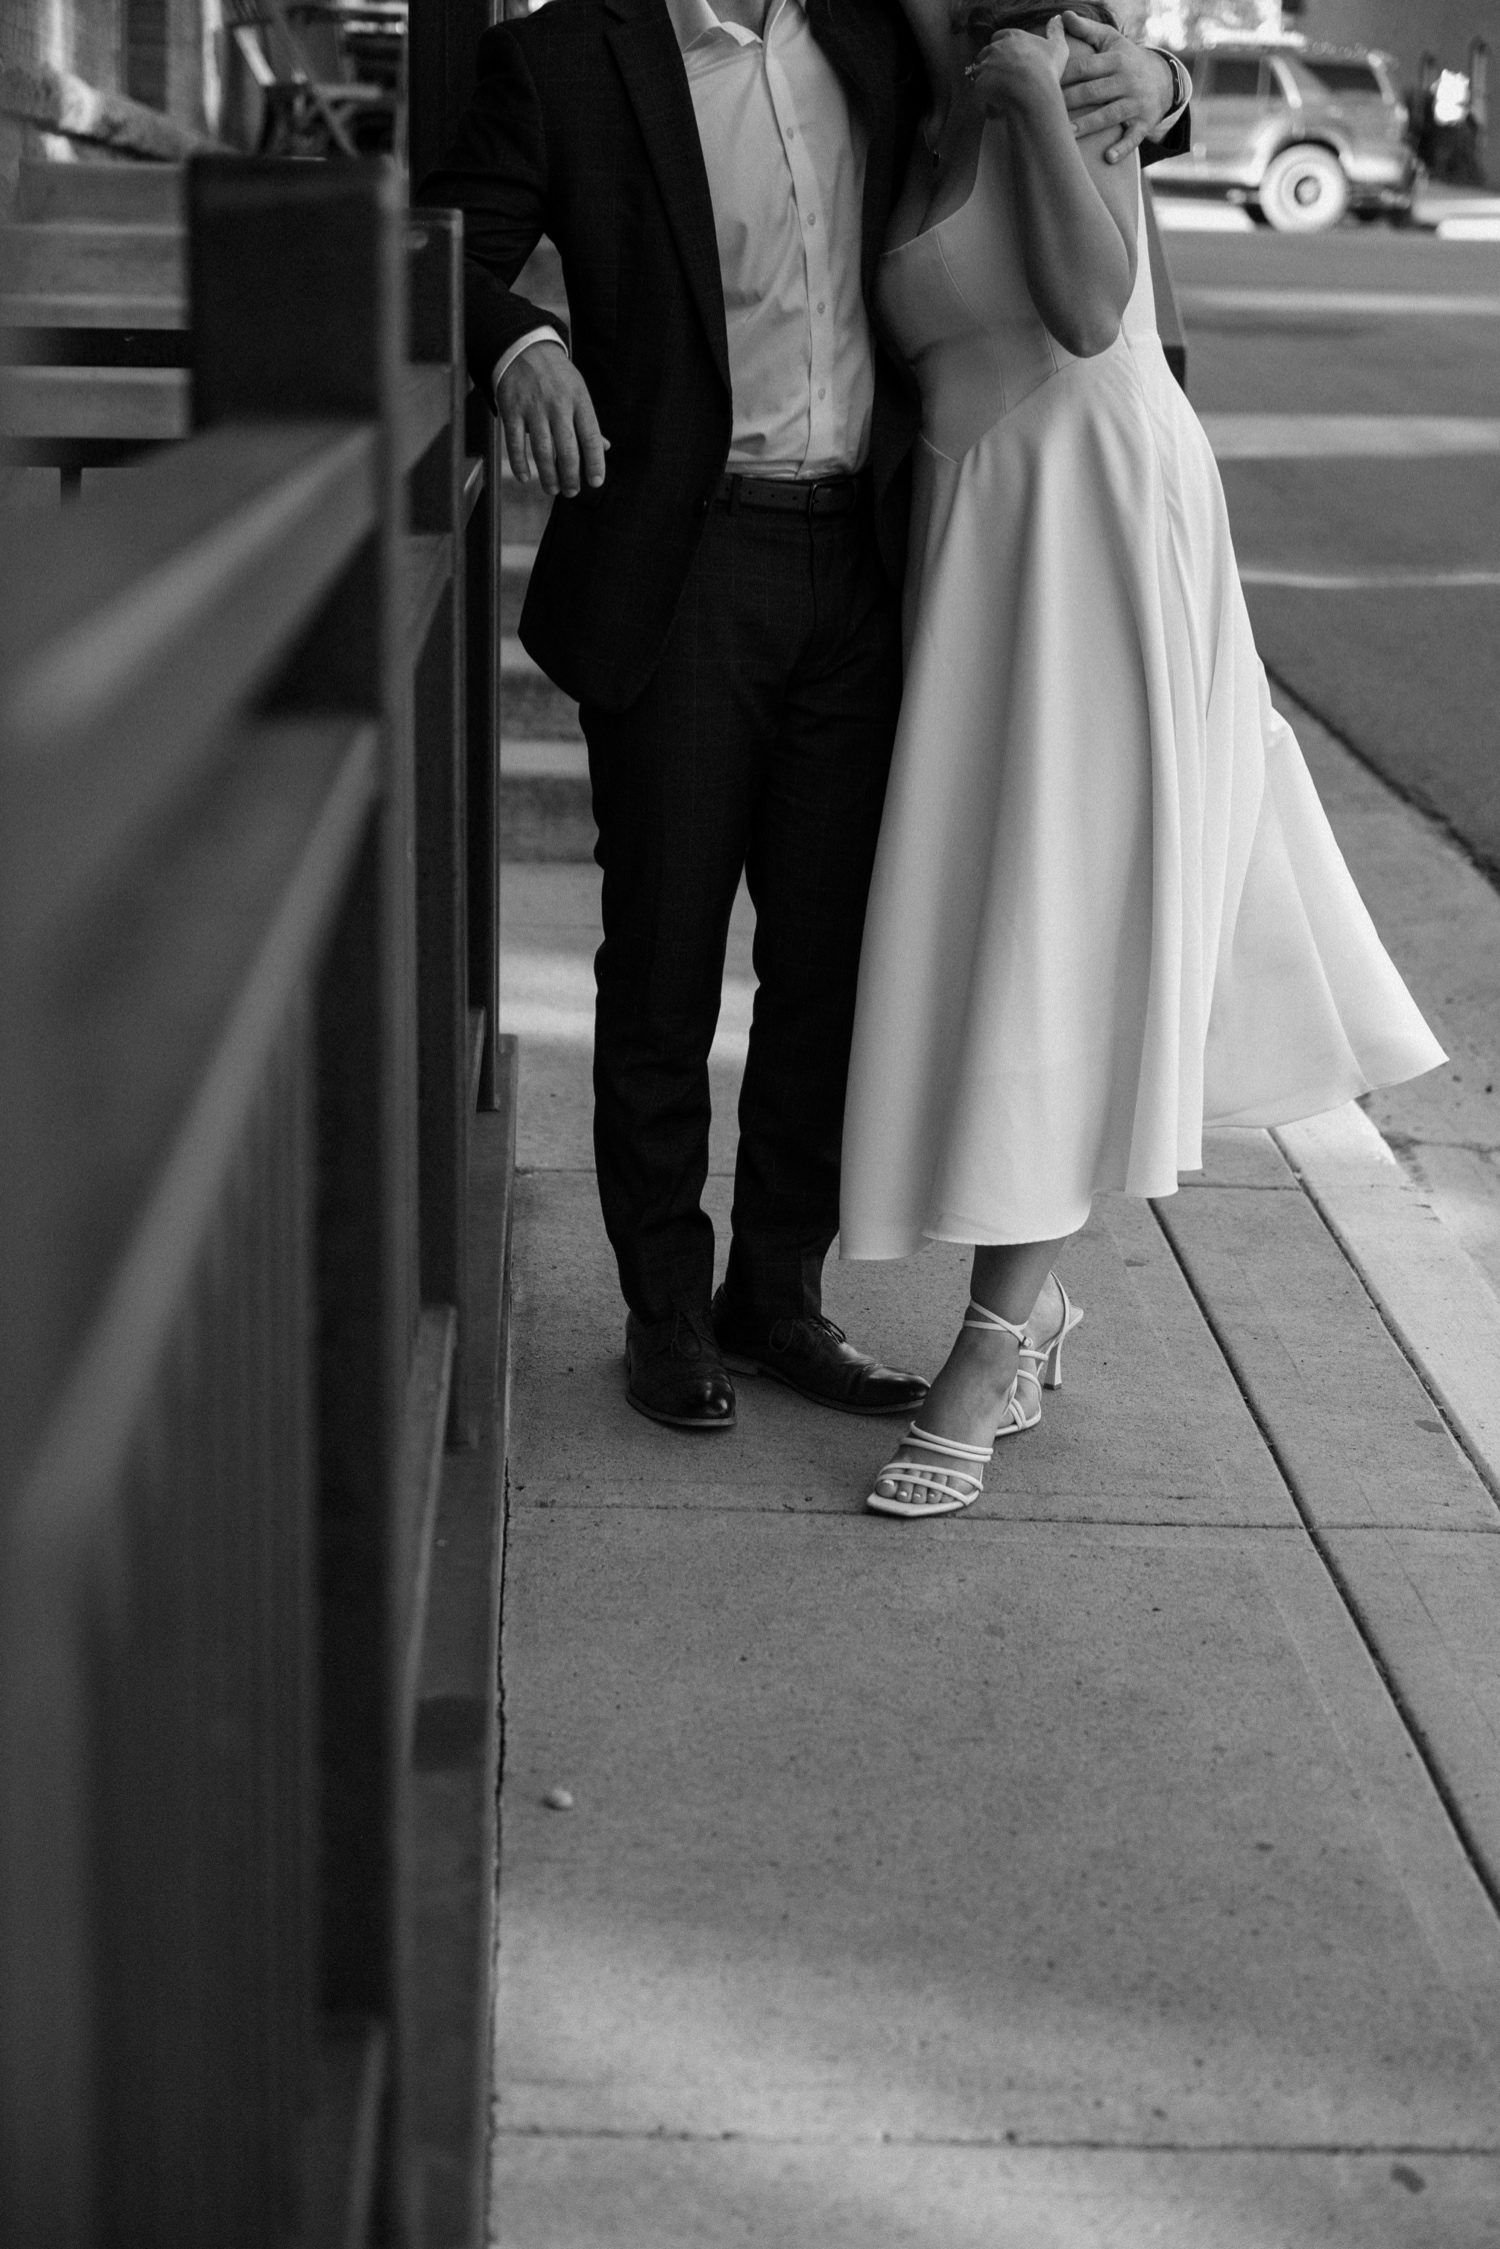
top-left (1276, 1103), bottom-right (1500, 1505)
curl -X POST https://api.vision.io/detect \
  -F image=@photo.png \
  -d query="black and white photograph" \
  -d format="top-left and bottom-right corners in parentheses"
top-left (4, 0), bottom-right (1500, 2240)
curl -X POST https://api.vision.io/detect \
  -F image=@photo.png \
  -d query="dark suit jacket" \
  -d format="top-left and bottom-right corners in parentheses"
top-left (417, 0), bottom-right (1187, 713)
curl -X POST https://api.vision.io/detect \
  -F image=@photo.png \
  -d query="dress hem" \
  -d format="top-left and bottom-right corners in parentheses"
top-left (838, 1068), bottom-right (1454, 1261)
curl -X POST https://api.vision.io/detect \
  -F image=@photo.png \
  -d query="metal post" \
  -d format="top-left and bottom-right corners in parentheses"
top-left (1470, 39), bottom-right (1490, 133)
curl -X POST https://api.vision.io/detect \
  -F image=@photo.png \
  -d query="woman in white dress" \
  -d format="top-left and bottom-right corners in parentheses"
top-left (839, 1), bottom-right (1444, 1518)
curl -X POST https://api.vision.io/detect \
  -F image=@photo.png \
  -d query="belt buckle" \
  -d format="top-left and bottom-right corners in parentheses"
top-left (809, 477), bottom-right (838, 518)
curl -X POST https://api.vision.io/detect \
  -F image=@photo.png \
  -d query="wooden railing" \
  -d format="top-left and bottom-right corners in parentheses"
top-left (0, 162), bottom-right (512, 2247)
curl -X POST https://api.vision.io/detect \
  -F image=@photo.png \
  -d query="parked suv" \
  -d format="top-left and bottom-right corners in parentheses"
top-left (1152, 44), bottom-right (1416, 232)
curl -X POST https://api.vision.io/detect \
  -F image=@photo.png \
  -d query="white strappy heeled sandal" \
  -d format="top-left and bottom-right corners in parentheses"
top-left (994, 1274), bottom-right (1085, 1441)
top-left (866, 1302), bottom-right (1028, 1520)
top-left (960, 1300), bottom-right (1036, 1439)
top-left (866, 1424), bottom-right (995, 1520)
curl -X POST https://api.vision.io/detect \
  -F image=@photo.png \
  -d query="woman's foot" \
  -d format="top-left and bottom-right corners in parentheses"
top-left (870, 1310), bottom-right (1023, 1512)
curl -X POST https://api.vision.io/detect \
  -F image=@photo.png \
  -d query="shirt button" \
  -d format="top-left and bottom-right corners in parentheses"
top-left (817, 301), bottom-right (826, 314)
top-left (806, 213), bottom-right (817, 228)
top-left (785, 126), bottom-right (796, 140)
top-left (817, 387), bottom-right (826, 400)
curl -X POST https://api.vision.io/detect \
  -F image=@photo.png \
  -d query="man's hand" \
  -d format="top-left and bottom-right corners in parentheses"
top-left (496, 340), bottom-right (608, 498)
top-left (1059, 11), bottom-right (1176, 165)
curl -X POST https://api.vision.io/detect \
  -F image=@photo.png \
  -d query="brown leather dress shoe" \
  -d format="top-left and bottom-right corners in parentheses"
top-left (712, 1288), bottom-right (927, 1418)
top-left (625, 1310), bottom-right (737, 1431)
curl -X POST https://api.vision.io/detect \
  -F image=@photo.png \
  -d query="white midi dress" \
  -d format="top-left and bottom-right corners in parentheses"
top-left (839, 128), bottom-right (1443, 1256)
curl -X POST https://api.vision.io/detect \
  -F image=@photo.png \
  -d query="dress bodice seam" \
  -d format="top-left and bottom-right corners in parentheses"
top-left (933, 229), bottom-right (1011, 420)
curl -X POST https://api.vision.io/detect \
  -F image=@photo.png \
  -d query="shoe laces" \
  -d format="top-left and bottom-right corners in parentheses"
top-left (671, 1310), bottom-right (715, 1361)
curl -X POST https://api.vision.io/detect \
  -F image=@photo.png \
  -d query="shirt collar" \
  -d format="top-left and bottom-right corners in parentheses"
top-left (663, 0), bottom-right (796, 53)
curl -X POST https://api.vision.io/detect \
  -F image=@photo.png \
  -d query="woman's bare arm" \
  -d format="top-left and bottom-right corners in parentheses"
top-left (971, 19), bottom-right (1139, 359)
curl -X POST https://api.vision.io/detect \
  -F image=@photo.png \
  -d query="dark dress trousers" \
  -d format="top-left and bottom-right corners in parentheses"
top-left (418, 0), bottom-right (1190, 1328)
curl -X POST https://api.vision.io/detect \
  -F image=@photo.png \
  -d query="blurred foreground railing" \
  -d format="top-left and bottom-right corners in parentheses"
top-left (0, 154), bottom-right (504, 1123)
top-left (0, 162), bottom-right (513, 2248)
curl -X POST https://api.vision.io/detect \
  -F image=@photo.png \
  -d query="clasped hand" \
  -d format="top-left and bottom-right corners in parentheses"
top-left (969, 9), bottom-right (1175, 164)
top-left (967, 15), bottom-right (1069, 109)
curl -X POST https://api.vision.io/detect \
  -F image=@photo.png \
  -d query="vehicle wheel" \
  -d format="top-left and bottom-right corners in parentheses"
top-left (1260, 146), bottom-right (1351, 233)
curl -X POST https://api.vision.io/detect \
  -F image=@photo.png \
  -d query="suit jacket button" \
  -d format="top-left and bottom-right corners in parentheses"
top-left (695, 495), bottom-right (711, 518)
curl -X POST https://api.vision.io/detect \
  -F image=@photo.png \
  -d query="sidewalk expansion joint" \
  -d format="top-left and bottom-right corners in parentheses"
top-left (1178, 1178), bottom-right (1300, 1192)
top-left (491, 2125), bottom-right (1500, 2156)
top-left (1148, 1195), bottom-right (1500, 1932)
top-left (514, 1501), bottom-right (1316, 1528)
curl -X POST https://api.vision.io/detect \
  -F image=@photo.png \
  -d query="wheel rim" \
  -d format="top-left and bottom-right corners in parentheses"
top-left (1266, 152), bottom-right (1348, 232)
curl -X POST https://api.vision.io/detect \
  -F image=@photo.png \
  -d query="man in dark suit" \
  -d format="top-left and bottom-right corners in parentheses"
top-left (419, 0), bottom-right (1188, 1431)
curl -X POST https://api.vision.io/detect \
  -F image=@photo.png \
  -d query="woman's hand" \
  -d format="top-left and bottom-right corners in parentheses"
top-left (968, 17), bottom-right (1070, 119)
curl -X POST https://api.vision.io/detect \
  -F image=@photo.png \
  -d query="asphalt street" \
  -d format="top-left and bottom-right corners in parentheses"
top-left (1162, 221), bottom-right (1500, 875)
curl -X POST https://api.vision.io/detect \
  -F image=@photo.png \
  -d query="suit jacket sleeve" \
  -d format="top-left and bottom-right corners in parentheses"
top-left (1143, 104), bottom-right (1191, 167)
top-left (414, 29), bottom-right (572, 403)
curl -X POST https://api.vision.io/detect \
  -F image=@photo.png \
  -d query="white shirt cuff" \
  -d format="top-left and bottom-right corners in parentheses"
top-left (493, 325), bottom-right (568, 397)
top-left (1144, 48), bottom-right (1192, 143)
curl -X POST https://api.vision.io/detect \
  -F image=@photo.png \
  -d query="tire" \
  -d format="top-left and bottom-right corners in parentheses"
top-left (1259, 145), bottom-right (1351, 233)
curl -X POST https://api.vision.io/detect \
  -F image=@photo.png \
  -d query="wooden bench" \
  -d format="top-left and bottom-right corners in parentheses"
top-left (0, 159), bottom-right (189, 495)
top-left (0, 161), bottom-right (510, 2249)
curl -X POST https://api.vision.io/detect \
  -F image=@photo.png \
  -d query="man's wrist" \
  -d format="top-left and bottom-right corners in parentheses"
top-left (1146, 47), bottom-right (1190, 140)
top-left (493, 325), bottom-right (568, 398)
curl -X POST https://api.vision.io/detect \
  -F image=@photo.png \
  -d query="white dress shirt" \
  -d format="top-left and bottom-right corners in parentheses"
top-left (665, 0), bottom-right (874, 477)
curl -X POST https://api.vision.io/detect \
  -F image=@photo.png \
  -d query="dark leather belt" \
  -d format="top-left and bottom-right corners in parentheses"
top-left (714, 469), bottom-right (869, 518)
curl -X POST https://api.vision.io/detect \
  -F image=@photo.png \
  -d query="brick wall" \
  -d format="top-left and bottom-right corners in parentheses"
top-left (2, 0), bottom-right (212, 129)
top-left (1, 0), bottom-right (214, 206)
top-left (1, 0), bottom-right (127, 98)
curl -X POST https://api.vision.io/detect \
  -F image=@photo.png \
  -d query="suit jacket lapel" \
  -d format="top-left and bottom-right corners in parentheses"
top-left (604, 0), bottom-right (731, 391)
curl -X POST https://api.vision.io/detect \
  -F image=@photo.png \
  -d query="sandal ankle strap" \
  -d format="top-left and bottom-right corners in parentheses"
top-left (962, 1300), bottom-right (1029, 1344)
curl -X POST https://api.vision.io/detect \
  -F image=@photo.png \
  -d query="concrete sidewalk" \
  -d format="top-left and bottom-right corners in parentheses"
top-left (487, 823), bottom-right (1500, 2241)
